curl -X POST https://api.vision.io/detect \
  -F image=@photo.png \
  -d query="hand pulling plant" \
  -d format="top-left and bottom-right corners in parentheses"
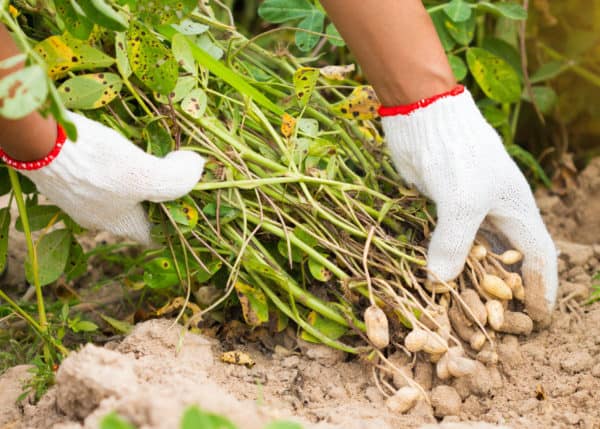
top-left (0, 0), bottom-right (547, 408)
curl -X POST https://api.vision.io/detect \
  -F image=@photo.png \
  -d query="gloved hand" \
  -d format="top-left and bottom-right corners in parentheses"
top-left (0, 112), bottom-right (204, 246)
top-left (380, 86), bottom-right (558, 325)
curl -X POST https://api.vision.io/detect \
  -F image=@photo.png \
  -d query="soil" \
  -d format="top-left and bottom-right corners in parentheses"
top-left (0, 158), bottom-right (598, 429)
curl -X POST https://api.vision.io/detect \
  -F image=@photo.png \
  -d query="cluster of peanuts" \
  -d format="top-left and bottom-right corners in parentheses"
top-left (363, 243), bottom-right (533, 413)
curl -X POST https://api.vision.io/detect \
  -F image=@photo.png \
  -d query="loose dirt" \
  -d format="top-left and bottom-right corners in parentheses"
top-left (0, 158), bottom-right (598, 429)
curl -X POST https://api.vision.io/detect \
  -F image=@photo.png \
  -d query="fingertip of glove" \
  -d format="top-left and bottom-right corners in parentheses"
top-left (165, 150), bottom-right (205, 181)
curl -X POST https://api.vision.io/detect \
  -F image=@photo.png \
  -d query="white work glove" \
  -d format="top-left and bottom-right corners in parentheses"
top-left (1, 112), bottom-right (204, 246)
top-left (380, 86), bottom-right (558, 325)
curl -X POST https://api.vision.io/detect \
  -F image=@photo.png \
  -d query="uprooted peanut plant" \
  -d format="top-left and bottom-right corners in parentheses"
top-left (0, 0), bottom-right (554, 411)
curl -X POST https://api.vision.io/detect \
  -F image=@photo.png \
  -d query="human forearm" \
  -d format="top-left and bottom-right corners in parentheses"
top-left (0, 24), bottom-right (56, 162)
top-left (320, 0), bottom-right (456, 106)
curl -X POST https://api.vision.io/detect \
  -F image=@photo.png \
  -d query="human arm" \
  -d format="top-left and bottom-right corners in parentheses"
top-left (322, 0), bottom-right (558, 324)
top-left (0, 24), bottom-right (204, 245)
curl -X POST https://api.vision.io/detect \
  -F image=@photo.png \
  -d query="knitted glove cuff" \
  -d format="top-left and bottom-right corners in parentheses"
top-left (378, 85), bottom-right (465, 117)
top-left (0, 123), bottom-right (67, 171)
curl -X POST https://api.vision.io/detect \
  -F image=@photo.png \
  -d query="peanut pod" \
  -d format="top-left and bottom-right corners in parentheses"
top-left (364, 305), bottom-right (390, 348)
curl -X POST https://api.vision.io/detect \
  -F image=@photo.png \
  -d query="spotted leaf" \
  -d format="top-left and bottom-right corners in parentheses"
top-left (280, 113), bottom-right (296, 138)
top-left (181, 88), bottom-right (208, 119)
top-left (234, 281), bottom-right (269, 327)
top-left (54, 0), bottom-right (94, 40)
top-left (0, 66), bottom-right (48, 119)
top-left (331, 86), bottom-right (380, 120)
top-left (293, 67), bottom-right (319, 106)
top-left (466, 47), bottom-right (520, 103)
top-left (34, 34), bottom-right (114, 79)
top-left (127, 22), bottom-right (178, 95)
top-left (58, 73), bottom-right (122, 109)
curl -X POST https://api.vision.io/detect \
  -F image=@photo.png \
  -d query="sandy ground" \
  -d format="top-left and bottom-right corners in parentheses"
top-left (0, 158), bottom-right (598, 429)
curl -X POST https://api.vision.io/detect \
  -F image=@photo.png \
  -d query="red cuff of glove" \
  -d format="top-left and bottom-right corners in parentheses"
top-left (0, 123), bottom-right (67, 171)
top-left (377, 85), bottom-right (465, 117)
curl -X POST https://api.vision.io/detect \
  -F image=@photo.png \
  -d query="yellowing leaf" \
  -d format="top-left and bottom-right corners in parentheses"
top-left (34, 34), bottom-right (114, 79)
top-left (58, 73), bottom-right (122, 109)
top-left (319, 64), bottom-right (355, 81)
top-left (221, 350), bottom-right (255, 368)
top-left (281, 113), bottom-right (296, 138)
top-left (234, 281), bottom-right (269, 327)
top-left (293, 67), bottom-right (319, 106)
top-left (8, 5), bottom-right (19, 17)
top-left (331, 86), bottom-right (380, 120)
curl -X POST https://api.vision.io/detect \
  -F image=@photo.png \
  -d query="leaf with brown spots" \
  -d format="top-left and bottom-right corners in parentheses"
top-left (220, 350), bottom-right (255, 368)
top-left (234, 281), bottom-right (269, 327)
top-left (331, 85), bottom-right (380, 120)
top-left (180, 88), bottom-right (208, 119)
top-left (0, 65), bottom-right (48, 119)
top-left (293, 67), bottom-right (319, 106)
top-left (34, 34), bottom-right (114, 79)
top-left (280, 113), bottom-right (296, 138)
top-left (58, 72), bottom-right (122, 110)
top-left (126, 22), bottom-right (178, 95)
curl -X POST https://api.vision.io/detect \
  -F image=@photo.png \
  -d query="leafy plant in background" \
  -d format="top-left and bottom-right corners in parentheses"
top-left (259, 0), bottom-right (552, 185)
top-left (258, 0), bottom-right (344, 51)
top-left (100, 406), bottom-right (303, 429)
top-left (587, 272), bottom-right (600, 304)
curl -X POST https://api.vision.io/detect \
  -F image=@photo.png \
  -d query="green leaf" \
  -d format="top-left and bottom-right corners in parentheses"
top-left (522, 86), bottom-right (558, 114)
top-left (444, 14), bottom-right (476, 46)
top-left (54, 0), bottom-right (94, 39)
top-left (64, 238), bottom-right (88, 281)
top-left (506, 144), bottom-right (552, 187)
top-left (77, 0), bottom-right (129, 31)
top-left (293, 67), bottom-right (319, 106)
top-left (101, 315), bottom-right (133, 334)
top-left (444, 0), bottom-right (472, 22)
top-left (25, 229), bottom-right (71, 286)
top-left (171, 20), bottom-right (209, 36)
top-left (115, 32), bottom-right (132, 79)
top-left (15, 205), bottom-right (61, 232)
top-left (195, 34), bottom-right (224, 60)
top-left (466, 47), bottom-right (521, 103)
top-left (34, 34), bottom-right (115, 79)
top-left (58, 73), bottom-right (123, 109)
top-left (134, 0), bottom-right (197, 25)
top-left (180, 406), bottom-right (238, 429)
top-left (154, 75), bottom-right (196, 104)
top-left (431, 11), bottom-right (456, 51)
top-left (127, 22), bottom-right (178, 95)
top-left (448, 54), bottom-right (467, 81)
top-left (477, 100), bottom-right (509, 127)
top-left (181, 88), bottom-right (208, 119)
top-left (0, 168), bottom-right (10, 196)
top-left (326, 23), bottom-right (345, 47)
top-left (258, 0), bottom-right (316, 23)
top-left (530, 61), bottom-right (568, 83)
top-left (0, 66), bottom-right (48, 119)
top-left (72, 320), bottom-right (98, 332)
top-left (202, 203), bottom-right (239, 223)
top-left (172, 33), bottom-right (196, 74)
top-left (297, 118), bottom-right (319, 137)
top-left (296, 10), bottom-right (325, 51)
top-left (164, 197), bottom-right (198, 228)
top-left (143, 256), bottom-right (180, 289)
top-left (144, 120), bottom-right (173, 156)
top-left (234, 281), bottom-right (269, 326)
top-left (476, 2), bottom-right (528, 20)
top-left (158, 27), bottom-right (285, 116)
top-left (481, 37), bottom-right (523, 80)
top-left (308, 256), bottom-right (331, 282)
top-left (301, 311), bottom-right (347, 343)
top-left (194, 259), bottom-right (222, 283)
top-left (0, 208), bottom-right (10, 274)
top-left (100, 412), bottom-right (136, 429)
